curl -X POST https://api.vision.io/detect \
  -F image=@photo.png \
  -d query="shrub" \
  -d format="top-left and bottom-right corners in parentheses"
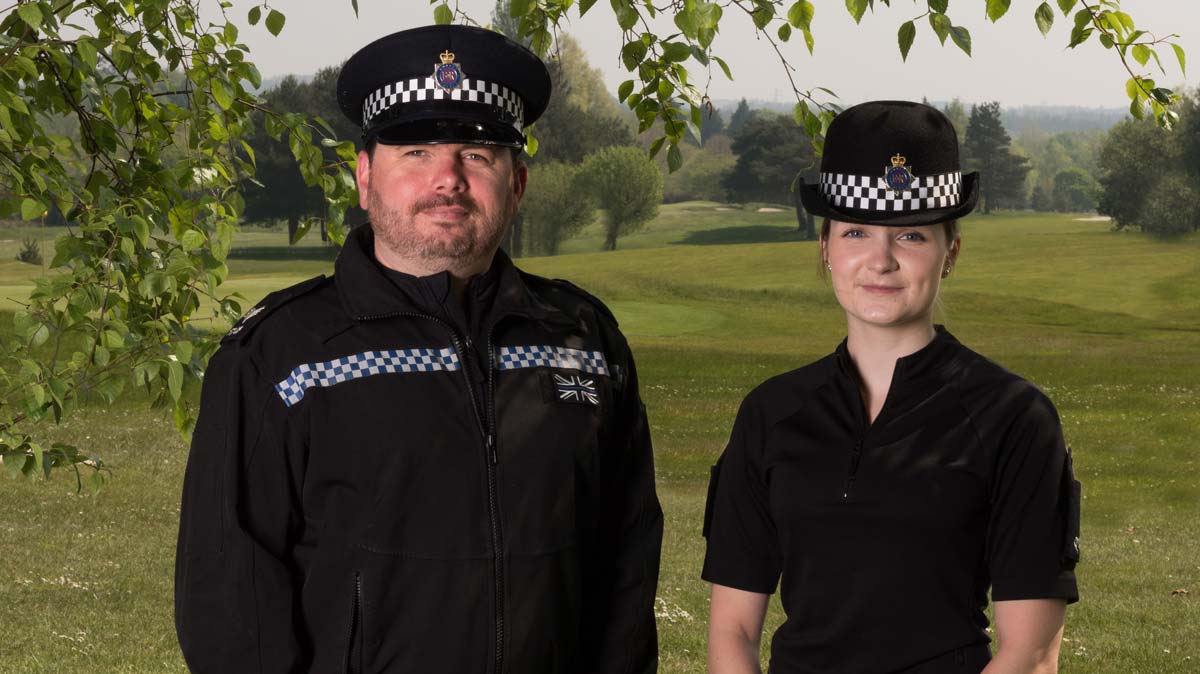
top-left (15, 238), bottom-right (42, 266)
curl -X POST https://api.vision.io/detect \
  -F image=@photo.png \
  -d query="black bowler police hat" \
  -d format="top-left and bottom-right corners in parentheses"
top-left (336, 25), bottom-right (552, 148)
top-left (797, 100), bottom-right (978, 226)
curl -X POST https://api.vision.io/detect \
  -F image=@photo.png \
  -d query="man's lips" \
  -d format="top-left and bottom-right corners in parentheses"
top-left (420, 206), bottom-right (470, 219)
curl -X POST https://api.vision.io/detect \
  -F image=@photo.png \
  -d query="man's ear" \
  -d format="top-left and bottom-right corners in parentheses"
top-left (356, 149), bottom-right (372, 210)
top-left (512, 160), bottom-right (528, 204)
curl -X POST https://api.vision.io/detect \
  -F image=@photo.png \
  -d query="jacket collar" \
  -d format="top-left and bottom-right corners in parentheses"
top-left (334, 223), bottom-right (569, 327)
top-left (834, 324), bottom-right (963, 391)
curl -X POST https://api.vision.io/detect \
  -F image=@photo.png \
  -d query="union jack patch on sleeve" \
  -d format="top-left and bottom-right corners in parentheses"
top-left (554, 374), bottom-right (599, 406)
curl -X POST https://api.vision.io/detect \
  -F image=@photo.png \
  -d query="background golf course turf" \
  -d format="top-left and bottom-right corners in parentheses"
top-left (0, 206), bottom-right (1196, 672)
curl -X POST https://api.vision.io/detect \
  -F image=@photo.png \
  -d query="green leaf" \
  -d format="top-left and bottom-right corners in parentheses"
top-left (792, 100), bottom-right (809, 126)
top-left (648, 136), bottom-right (666, 159)
top-left (662, 41), bottom-right (692, 62)
top-left (1099, 33), bottom-right (1113, 49)
top-left (1114, 11), bottom-right (1134, 32)
top-left (778, 23), bottom-right (792, 41)
top-left (13, 55), bottom-right (39, 79)
top-left (713, 55), bottom-right (733, 79)
top-left (211, 79), bottom-right (234, 110)
top-left (949, 25), bottom-right (972, 56)
top-left (612, 0), bottom-right (638, 30)
top-left (17, 2), bottom-right (43, 28)
top-left (1129, 97), bottom-right (1144, 120)
top-left (180, 230), bottom-right (206, 250)
top-left (1125, 77), bottom-right (1141, 100)
top-left (620, 40), bottom-right (648, 71)
top-left (788, 0), bottom-right (814, 30)
top-left (434, 3), bottom-right (453, 24)
top-left (751, 4), bottom-right (772, 30)
top-left (1149, 87), bottom-right (1173, 105)
top-left (845, 0), bottom-right (868, 24)
top-left (580, 0), bottom-right (599, 16)
top-left (928, 0), bottom-right (948, 13)
top-left (1034, 2), bottom-right (1054, 36)
top-left (351, 0), bottom-right (359, 17)
top-left (510, 0), bottom-right (534, 17)
top-left (898, 21), bottom-right (916, 61)
top-left (20, 198), bottom-right (45, 221)
top-left (290, 218), bottom-right (312, 245)
top-left (617, 79), bottom-right (635, 102)
top-left (929, 13), bottom-right (951, 44)
top-left (801, 27), bottom-right (814, 54)
top-left (666, 143), bottom-right (683, 173)
top-left (167, 360), bottom-right (184, 401)
top-left (1131, 44), bottom-right (1150, 66)
top-left (1171, 43), bottom-right (1186, 76)
top-left (1067, 25), bottom-right (1091, 49)
top-left (247, 5), bottom-right (261, 24)
top-left (985, 0), bottom-right (1011, 22)
top-left (31, 324), bottom-right (49, 347)
top-left (265, 9), bottom-right (286, 36)
top-left (1057, 0), bottom-right (1075, 15)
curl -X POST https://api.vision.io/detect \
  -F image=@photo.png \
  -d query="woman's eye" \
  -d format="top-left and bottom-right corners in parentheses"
top-left (899, 231), bottom-right (926, 242)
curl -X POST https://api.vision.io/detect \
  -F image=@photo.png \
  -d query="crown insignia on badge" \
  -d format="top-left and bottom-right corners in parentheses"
top-left (434, 50), bottom-right (464, 91)
top-left (884, 153), bottom-right (915, 192)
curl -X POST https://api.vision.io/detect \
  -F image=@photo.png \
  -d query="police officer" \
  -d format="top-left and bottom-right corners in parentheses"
top-left (175, 25), bottom-right (663, 674)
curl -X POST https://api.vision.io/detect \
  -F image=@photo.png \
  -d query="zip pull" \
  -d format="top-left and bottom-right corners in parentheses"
top-left (487, 433), bottom-right (498, 465)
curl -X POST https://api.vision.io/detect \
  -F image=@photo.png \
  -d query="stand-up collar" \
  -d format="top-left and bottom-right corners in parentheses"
top-left (334, 223), bottom-right (565, 325)
top-left (834, 325), bottom-right (963, 390)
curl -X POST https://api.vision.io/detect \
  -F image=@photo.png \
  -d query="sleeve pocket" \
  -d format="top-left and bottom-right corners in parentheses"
top-left (1062, 447), bottom-right (1082, 568)
top-left (702, 456), bottom-right (723, 539)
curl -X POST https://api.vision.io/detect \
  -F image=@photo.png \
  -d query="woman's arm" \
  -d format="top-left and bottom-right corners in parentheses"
top-left (708, 583), bottom-right (770, 674)
top-left (982, 599), bottom-right (1067, 674)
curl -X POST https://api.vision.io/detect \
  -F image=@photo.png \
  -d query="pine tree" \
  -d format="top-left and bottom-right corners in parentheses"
top-left (727, 98), bottom-right (752, 137)
top-left (964, 102), bottom-right (1030, 213)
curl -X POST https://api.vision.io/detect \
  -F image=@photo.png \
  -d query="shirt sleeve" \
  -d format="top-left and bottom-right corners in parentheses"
top-left (701, 392), bottom-right (782, 594)
top-left (987, 390), bottom-right (1080, 604)
top-left (174, 346), bottom-right (308, 673)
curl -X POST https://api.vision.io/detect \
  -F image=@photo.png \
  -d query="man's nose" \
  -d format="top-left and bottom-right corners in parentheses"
top-left (429, 153), bottom-right (467, 192)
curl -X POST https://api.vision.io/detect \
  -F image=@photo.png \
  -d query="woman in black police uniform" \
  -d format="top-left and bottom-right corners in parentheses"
top-left (702, 101), bottom-right (1080, 674)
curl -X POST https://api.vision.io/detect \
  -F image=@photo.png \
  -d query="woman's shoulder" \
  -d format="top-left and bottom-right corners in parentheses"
top-left (946, 341), bottom-right (1062, 431)
top-left (736, 352), bottom-right (840, 424)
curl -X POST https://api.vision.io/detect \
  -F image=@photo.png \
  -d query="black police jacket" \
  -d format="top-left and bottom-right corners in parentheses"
top-left (175, 226), bottom-right (663, 674)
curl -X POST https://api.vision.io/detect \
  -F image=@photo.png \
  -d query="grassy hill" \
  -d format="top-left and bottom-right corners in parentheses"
top-left (0, 207), bottom-right (1196, 673)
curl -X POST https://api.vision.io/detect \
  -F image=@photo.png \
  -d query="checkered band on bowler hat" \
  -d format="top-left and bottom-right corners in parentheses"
top-left (337, 25), bottom-right (551, 148)
top-left (797, 100), bottom-right (979, 226)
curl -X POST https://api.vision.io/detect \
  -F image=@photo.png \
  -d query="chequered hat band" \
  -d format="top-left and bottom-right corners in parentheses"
top-left (497, 345), bottom-right (609, 377)
top-left (819, 171), bottom-right (962, 212)
top-left (275, 348), bottom-right (461, 407)
top-left (362, 76), bottom-right (525, 130)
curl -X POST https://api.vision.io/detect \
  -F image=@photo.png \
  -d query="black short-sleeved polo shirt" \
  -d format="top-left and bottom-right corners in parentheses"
top-left (702, 327), bottom-right (1080, 674)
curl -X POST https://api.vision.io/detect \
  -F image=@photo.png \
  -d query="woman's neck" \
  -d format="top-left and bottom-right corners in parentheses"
top-left (844, 321), bottom-right (937, 423)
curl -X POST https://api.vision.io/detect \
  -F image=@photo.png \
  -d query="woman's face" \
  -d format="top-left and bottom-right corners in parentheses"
top-left (822, 221), bottom-right (959, 333)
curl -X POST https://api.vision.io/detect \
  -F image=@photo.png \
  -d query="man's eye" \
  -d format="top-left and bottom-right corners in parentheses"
top-left (464, 152), bottom-right (491, 162)
top-left (842, 229), bottom-right (865, 238)
top-left (405, 149), bottom-right (427, 157)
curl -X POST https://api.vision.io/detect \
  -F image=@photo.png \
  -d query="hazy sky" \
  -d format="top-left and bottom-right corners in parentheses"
top-left (199, 0), bottom-right (1197, 110)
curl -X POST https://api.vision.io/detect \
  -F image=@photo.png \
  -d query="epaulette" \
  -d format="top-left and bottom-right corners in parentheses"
top-left (529, 274), bottom-right (619, 327)
top-left (221, 275), bottom-right (328, 345)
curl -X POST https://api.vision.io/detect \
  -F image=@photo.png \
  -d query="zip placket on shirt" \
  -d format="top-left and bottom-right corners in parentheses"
top-left (358, 310), bottom-right (506, 674)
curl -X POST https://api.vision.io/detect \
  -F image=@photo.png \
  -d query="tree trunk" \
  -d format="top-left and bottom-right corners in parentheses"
top-left (793, 190), bottom-right (815, 240)
top-left (604, 229), bottom-right (618, 251)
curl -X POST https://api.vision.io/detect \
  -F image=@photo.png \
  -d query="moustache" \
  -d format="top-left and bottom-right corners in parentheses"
top-left (411, 195), bottom-right (477, 215)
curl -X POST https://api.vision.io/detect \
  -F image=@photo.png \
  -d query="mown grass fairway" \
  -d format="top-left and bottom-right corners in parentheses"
top-left (0, 207), bottom-right (1197, 673)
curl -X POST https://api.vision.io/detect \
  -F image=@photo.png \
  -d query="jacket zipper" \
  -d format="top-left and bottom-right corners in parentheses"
top-left (343, 571), bottom-right (362, 674)
top-left (358, 310), bottom-right (505, 674)
top-left (484, 332), bottom-right (505, 674)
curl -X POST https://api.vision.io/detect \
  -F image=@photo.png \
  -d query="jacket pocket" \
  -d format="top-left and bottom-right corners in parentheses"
top-left (1062, 447), bottom-right (1082, 568)
top-left (344, 571), bottom-right (364, 674)
top-left (702, 456), bottom-right (724, 538)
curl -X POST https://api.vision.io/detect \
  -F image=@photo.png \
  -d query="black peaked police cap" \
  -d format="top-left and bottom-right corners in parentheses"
top-left (337, 24), bottom-right (551, 148)
top-left (797, 100), bottom-right (979, 226)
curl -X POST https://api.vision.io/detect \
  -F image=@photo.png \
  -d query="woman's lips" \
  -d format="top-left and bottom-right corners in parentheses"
top-left (861, 284), bottom-right (903, 294)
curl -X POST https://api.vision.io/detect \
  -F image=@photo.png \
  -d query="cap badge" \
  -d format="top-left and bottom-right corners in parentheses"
top-left (884, 153), bottom-right (915, 192)
top-left (433, 50), bottom-right (464, 92)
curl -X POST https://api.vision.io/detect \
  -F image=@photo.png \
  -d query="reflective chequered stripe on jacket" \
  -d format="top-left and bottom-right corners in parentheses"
top-left (274, 348), bottom-right (461, 407)
top-left (496, 345), bottom-right (608, 376)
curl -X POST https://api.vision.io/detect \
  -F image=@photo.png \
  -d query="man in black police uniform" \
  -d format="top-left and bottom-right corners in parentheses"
top-left (175, 25), bottom-right (663, 674)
